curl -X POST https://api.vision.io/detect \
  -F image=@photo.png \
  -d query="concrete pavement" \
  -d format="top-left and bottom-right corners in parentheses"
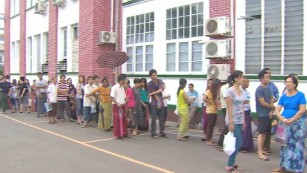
top-left (0, 112), bottom-right (281, 173)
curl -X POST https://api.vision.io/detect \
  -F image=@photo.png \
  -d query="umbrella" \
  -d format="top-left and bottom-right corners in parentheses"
top-left (97, 51), bottom-right (129, 68)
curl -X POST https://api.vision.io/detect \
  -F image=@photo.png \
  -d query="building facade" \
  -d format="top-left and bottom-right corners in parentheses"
top-left (0, 11), bottom-right (4, 66)
top-left (4, 0), bottom-right (123, 84)
top-left (122, 0), bottom-right (307, 114)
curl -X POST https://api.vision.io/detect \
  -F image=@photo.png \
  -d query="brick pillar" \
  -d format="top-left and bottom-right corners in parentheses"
top-left (48, 0), bottom-right (58, 79)
top-left (79, 0), bottom-right (122, 85)
top-left (209, 0), bottom-right (235, 71)
top-left (4, 0), bottom-right (10, 75)
top-left (20, 0), bottom-right (27, 76)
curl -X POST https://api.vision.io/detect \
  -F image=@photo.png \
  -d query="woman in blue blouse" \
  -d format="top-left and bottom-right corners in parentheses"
top-left (273, 75), bottom-right (306, 173)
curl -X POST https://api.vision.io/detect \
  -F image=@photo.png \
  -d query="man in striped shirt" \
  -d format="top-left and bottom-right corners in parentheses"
top-left (57, 74), bottom-right (73, 122)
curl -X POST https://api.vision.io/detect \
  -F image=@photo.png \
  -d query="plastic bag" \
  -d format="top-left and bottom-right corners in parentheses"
top-left (223, 132), bottom-right (236, 156)
top-left (91, 104), bottom-right (96, 113)
top-left (275, 121), bottom-right (287, 146)
top-left (44, 103), bottom-right (52, 112)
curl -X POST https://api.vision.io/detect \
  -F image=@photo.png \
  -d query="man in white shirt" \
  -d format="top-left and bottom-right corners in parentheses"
top-left (216, 76), bottom-right (232, 150)
top-left (36, 72), bottom-right (48, 117)
top-left (82, 76), bottom-right (97, 128)
top-left (110, 74), bottom-right (127, 139)
top-left (47, 77), bottom-right (57, 124)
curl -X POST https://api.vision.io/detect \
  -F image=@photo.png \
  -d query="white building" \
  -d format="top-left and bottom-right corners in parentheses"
top-left (122, 0), bottom-right (307, 114)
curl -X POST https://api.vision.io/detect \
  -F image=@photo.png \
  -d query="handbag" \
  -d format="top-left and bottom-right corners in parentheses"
top-left (275, 121), bottom-right (287, 146)
top-left (223, 132), bottom-right (236, 156)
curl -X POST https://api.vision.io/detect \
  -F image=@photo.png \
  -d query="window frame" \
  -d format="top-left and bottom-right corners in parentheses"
top-left (126, 43), bottom-right (154, 73)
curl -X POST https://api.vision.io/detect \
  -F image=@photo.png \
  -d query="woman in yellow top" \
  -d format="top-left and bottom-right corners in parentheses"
top-left (90, 78), bottom-right (112, 131)
top-left (177, 78), bottom-right (195, 141)
top-left (203, 78), bottom-right (219, 146)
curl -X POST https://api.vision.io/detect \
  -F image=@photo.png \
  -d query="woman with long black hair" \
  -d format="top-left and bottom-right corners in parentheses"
top-left (176, 78), bottom-right (195, 141)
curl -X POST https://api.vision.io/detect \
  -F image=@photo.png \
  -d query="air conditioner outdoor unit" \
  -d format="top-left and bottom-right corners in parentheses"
top-left (41, 64), bottom-right (48, 73)
top-left (57, 61), bottom-right (67, 71)
top-left (53, 0), bottom-right (64, 7)
top-left (34, 1), bottom-right (45, 14)
top-left (205, 16), bottom-right (230, 36)
top-left (205, 40), bottom-right (231, 58)
top-left (207, 64), bottom-right (230, 81)
top-left (99, 31), bottom-right (116, 44)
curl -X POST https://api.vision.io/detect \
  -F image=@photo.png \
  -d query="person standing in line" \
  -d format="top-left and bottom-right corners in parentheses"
top-left (176, 78), bottom-right (195, 141)
top-left (25, 79), bottom-right (31, 113)
top-left (57, 74), bottom-right (73, 122)
top-left (124, 79), bottom-right (136, 134)
top-left (30, 80), bottom-right (37, 113)
top-left (261, 68), bottom-right (279, 154)
top-left (10, 79), bottom-right (18, 113)
top-left (255, 70), bottom-right (275, 161)
top-left (75, 75), bottom-right (86, 125)
top-left (0, 76), bottom-right (11, 114)
top-left (240, 77), bottom-right (254, 153)
top-left (47, 77), bottom-right (57, 124)
top-left (110, 74), bottom-right (128, 139)
top-left (67, 78), bottom-right (76, 120)
top-left (90, 77), bottom-right (112, 131)
top-left (139, 78), bottom-right (150, 131)
top-left (93, 75), bottom-right (102, 126)
top-left (82, 76), bottom-right (97, 128)
top-left (187, 83), bottom-right (199, 129)
top-left (132, 78), bottom-right (144, 135)
top-left (36, 72), bottom-right (48, 117)
top-left (18, 77), bottom-right (29, 113)
top-left (272, 75), bottom-right (306, 173)
top-left (162, 82), bottom-right (170, 128)
top-left (203, 78), bottom-right (219, 146)
top-left (225, 70), bottom-right (245, 173)
top-left (216, 76), bottom-right (232, 150)
top-left (147, 69), bottom-right (168, 139)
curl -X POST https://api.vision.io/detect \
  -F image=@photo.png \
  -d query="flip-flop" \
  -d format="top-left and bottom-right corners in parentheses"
top-left (258, 156), bottom-right (269, 161)
top-left (271, 168), bottom-right (285, 173)
top-left (233, 165), bottom-right (243, 171)
top-left (226, 167), bottom-right (239, 173)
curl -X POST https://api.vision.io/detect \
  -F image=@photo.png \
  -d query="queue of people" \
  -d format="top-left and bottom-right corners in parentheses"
top-left (0, 67), bottom-right (306, 173)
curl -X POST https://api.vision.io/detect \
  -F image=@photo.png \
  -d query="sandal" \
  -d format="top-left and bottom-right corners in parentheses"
top-left (271, 168), bottom-right (285, 173)
top-left (177, 137), bottom-right (188, 141)
top-left (233, 165), bottom-right (243, 171)
top-left (226, 167), bottom-right (239, 173)
top-left (258, 156), bottom-right (269, 161)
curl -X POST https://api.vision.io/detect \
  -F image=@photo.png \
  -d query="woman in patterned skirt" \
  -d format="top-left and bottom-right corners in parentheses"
top-left (273, 75), bottom-right (306, 173)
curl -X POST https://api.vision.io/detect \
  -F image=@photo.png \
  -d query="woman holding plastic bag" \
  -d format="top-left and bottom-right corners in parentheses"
top-left (272, 75), bottom-right (306, 173)
top-left (224, 70), bottom-right (245, 173)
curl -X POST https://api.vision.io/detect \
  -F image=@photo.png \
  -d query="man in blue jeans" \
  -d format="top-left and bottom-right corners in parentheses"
top-left (147, 69), bottom-right (168, 139)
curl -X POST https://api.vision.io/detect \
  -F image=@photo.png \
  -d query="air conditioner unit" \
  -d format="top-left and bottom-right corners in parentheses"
top-left (34, 1), bottom-right (45, 14)
top-left (53, 0), bottom-right (64, 7)
top-left (57, 61), bottom-right (67, 72)
top-left (207, 64), bottom-right (230, 81)
top-left (41, 64), bottom-right (48, 73)
top-left (205, 40), bottom-right (231, 58)
top-left (205, 17), bottom-right (230, 36)
top-left (99, 31), bottom-right (116, 44)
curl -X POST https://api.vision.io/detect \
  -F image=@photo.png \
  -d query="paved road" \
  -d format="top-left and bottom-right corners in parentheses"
top-left (0, 112), bottom-right (281, 173)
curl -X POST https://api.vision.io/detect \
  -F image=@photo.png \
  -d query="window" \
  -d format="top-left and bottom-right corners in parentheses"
top-left (73, 25), bottom-right (79, 40)
top-left (10, 0), bottom-right (20, 17)
top-left (35, 35), bottom-right (41, 72)
top-left (126, 45), bottom-right (153, 73)
top-left (27, 37), bottom-right (32, 72)
top-left (166, 43), bottom-right (176, 71)
top-left (166, 41), bottom-right (203, 72)
top-left (245, 0), bottom-right (303, 75)
top-left (126, 12), bottom-right (154, 44)
top-left (27, 0), bottom-right (34, 9)
top-left (145, 45), bottom-right (153, 71)
top-left (0, 56), bottom-right (3, 63)
top-left (10, 41), bottom-right (20, 73)
top-left (126, 47), bottom-right (133, 72)
top-left (135, 46), bottom-right (143, 71)
top-left (191, 41), bottom-right (202, 71)
top-left (0, 34), bottom-right (4, 41)
top-left (43, 33), bottom-right (48, 62)
top-left (166, 2), bottom-right (203, 40)
top-left (63, 28), bottom-right (67, 57)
